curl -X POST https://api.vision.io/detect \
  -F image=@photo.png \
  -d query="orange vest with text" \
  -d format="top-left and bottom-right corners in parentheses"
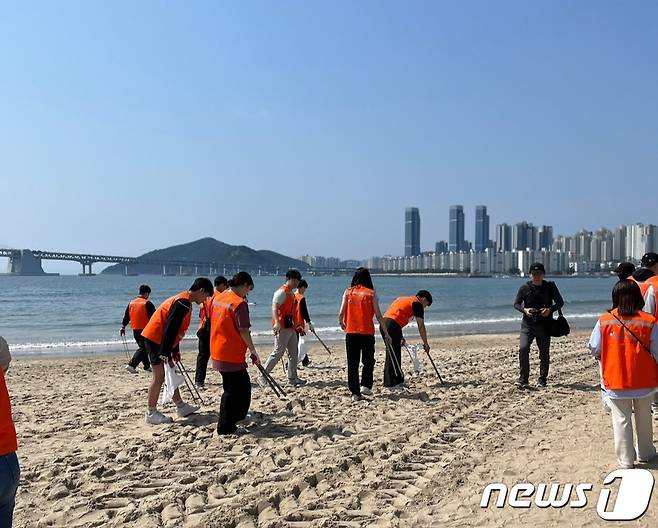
top-left (272, 284), bottom-right (296, 328)
top-left (210, 290), bottom-right (248, 364)
top-left (141, 291), bottom-right (192, 347)
top-left (128, 297), bottom-right (150, 331)
top-left (0, 369), bottom-right (17, 456)
top-left (629, 277), bottom-right (652, 298)
top-left (344, 286), bottom-right (376, 335)
top-left (198, 295), bottom-right (215, 330)
top-left (384, 296), bottom-right (418, 329)
top-left (600, 309), bottom-right (658, 391)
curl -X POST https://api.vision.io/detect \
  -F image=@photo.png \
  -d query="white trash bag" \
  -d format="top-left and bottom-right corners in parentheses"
top-left (407, 344), bottom-right (423, 373)
top-left (161, 361), bottom-right (185, 405)
top-left (298, 323), bottom-right (309, 363)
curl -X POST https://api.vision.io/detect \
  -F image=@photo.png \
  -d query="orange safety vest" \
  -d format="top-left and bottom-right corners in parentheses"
top-left (128, 297), bottom-right (150, 331)
top-left (294, 292), bottom-right (306, 329)
top-left (272, 284), bottom-right (296, 328)
top-left (210, 290), bottom-right (248, 364)
top-left (344, 286), bottom-right (376, 335)
top-left (600, 309), bottom-right (658, 391)
top-left (384, 296), bottom-right (418, 329)
top-left (141, 291), bottom-right (192, 347)
top-left (198, 295), bottom-right (214, 330)
top-left (0, 369), bottom-right (17, 456)
top-left (629, 277), bottom-right (651, 297)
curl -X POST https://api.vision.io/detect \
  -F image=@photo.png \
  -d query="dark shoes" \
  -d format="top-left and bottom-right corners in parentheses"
top-left (301, 355), bottom-right (310, 367)
top-left (537, 378), bottom-right (547, 388)
top-left (515, 379), bottom-right (530, 389)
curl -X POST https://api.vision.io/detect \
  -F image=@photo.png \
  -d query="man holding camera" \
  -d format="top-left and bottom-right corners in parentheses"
top-left (514, 262), bottom-right (564, 389)
top-left (259, 269), bottom-right (306, 387)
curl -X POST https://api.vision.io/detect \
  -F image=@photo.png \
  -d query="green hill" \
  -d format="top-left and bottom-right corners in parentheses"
top-left (101, 237), bottom-right (308, 275)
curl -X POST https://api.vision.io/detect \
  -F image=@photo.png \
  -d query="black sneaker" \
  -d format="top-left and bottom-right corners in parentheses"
top-left (301, 356), bottom-right (310, 367)
top-left (515, 380), bottom-right (529, 389)
top-left (537, 379), bottom-right (547, 388)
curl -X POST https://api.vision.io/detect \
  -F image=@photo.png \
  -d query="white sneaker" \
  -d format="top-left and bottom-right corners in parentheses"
top-left (145, 410), bottom-right (173, 425)
top-left (125, 365), bottom-right (137, 374)
top-left (176, 402), bottom-right (199, 418)
top-left (351, 394), bottom-right (364, 402)
top-left (360, 386), bottom-right (373, 396)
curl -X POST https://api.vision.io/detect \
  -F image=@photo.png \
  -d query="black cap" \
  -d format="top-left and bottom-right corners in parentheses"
top-left (614, 262), bottom-right (635, 277)
top-left (529, 262), bottom-right (545, 273)
top-left (641, 252), bottom-right (658, 267)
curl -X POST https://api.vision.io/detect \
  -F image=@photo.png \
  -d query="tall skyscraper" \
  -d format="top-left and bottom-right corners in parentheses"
top-left (449, 205), bottom-right (465, 252)
top-left (405, 207), bottom-right (421, 256)
top-left (538, 225), bottom-right (554, 250)
top-left (475, 205), bottom-right (490, 252)
top-left (512, 222), bottom-right (528, 250)
top-left (496, 223), bottom-right (511, 252)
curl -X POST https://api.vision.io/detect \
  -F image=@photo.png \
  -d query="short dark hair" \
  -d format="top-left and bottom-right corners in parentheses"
top-left (138, 284), bottom-right (151, 295)
top-left (612, 280), bottom-right (645, 316)
top-left (228, 271), bottom-right (254, 288)
top-left (416, 290), bottom-right (433, 306)
top-left (351, 267), bottom-right (374, 289)
top-left (286, 269), bottom-right (302, 281)
top-left (298, 279), bottom-right (308, 289)
top-left (190, 277), bottom-right (214, 296)
top-left (214, 275), bottom-right (228, 288)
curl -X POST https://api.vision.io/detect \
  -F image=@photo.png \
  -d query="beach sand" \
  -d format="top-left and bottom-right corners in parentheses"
top-left (7, 331), bottom-right (658, 527)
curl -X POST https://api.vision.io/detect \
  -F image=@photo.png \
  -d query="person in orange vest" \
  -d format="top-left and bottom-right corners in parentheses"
top-left (0, 337), bottom-right (19, 527)
top-left (258, 270), bottom-right (305, 387)
top-left (141, 277), bottom-right (214, 425)
top-left (121, 284), bottom-right (156, 374)
top-left (295, 279), bottom-right (315, 368)
top-left (628, 268), bottom-right (656, 315)
top-left (210, 272), bottom-right (262, 435)
top-left (381, 290), bottom-right (433, 388)
top-left (588, 279), bottom-right (658, 468)
top-left (339, 268), bottom-right (391, 401)
top-left (195, 276), bottom-right (228, 389)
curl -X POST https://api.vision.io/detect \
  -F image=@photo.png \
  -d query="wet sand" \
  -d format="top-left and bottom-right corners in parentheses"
top-left (8, 331), bottom-right (658, 527)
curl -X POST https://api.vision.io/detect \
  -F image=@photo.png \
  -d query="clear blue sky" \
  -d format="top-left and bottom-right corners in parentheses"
top-left (1, 1), bottom-right (657, 273)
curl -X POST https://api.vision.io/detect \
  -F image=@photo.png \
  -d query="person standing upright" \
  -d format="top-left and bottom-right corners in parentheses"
top-left (339, 268), bottom-right (391, 401)
top-left (210, 272), bottom-right (261, 435)
top-left (295, 279), bottom-right (315, 367)
top-left (195, 275), bottom-right (228, 389)
top-left (514, 262), bottom-right (564, 389)
top-left (121, 285), bottom-right (156, 373)
top-left (141, 277), bottom-right (214, 424)
top-left (0, 337), bottom-right (19, 528)
top-left (381, 290), bottom-right (433, 388)
top-left (259, 269), bottom-right (305, 387)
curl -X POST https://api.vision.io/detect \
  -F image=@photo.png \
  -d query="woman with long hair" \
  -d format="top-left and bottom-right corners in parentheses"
top-left (588, 279), bottom-right (658, 468)
top-left (338, 267), bottom-right (390, 401)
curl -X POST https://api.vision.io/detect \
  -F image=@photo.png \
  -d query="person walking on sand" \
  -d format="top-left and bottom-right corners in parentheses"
top-left (588, 280), bottom-right (658, 469)
top-left (195, 275), bottom-right (228, 389)
top-left (513, 262), bottom-right (564, 389)
top-left (339, 268), bottom-right (391, 401)
top-left (0, 337), bottom-right (19, 528)
top-left (141, 277), bottom-right (214, 425)
top-left (210, 272), bottom-right (262, 435)
top-left (295, 280), bottom-right (315, 368)
top-left (381, 290), bottom-right (433, 388)
top-left (121, 285), bottom-right (156, 373)
top-left (259, 270), bottom-right (306, 387)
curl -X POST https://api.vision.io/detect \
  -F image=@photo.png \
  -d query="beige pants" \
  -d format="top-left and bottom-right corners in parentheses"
top-left (609, 395), bottom-right (656, 468)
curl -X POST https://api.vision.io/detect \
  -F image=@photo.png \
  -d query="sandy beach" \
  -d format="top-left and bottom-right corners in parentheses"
top-left (7, 331), bottom-right (658, 527)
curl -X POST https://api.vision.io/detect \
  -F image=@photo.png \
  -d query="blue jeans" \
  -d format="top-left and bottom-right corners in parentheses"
top-left (0, 452), bottom-right (19, 528)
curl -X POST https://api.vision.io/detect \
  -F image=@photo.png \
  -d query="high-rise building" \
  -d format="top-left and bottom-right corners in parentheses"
top-left (512, 222), bottom-right (528, 250)
top-left (404, 207), bottom-right (421, 256)
top-left (449, 205), bottom-right (465, 252)
top-left (475, 205), bottom-right (490, 252)
top-left (496, 223), bottom-right (511, 252)
top-left (435, 240), bottom-right (448, 254)
top-left (613, 226), bottom-right (626, 261)
top-left (538, 226), bottom-right (553, 250)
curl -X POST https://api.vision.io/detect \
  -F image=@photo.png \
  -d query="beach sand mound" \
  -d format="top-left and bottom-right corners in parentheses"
top-left (9, 332), bottom-right (658, 527)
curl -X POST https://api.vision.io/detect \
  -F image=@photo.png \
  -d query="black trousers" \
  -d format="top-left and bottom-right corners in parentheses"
top-left (518, 320), bottom-right (551, 383)
top-left (218, 369), bottom-right (251, 435)
top-left (345, 333), bottom-right (376, 396)
top-left (195, 335), bottom-right (211, 385)
top-left (128, 330), bottom-right (150, 369)
top-left (381, 318), bottom-right (404, 387)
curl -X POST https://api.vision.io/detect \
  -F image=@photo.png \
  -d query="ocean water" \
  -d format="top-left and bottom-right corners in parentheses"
top-left (0, 275), bottom-right (615, 357)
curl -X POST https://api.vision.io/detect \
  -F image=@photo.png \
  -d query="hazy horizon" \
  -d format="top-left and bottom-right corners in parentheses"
top-left (2, 1), bottom-right (658, 273)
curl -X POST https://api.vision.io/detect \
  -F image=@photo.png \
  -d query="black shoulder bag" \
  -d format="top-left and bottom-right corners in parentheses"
top-left (548, 282), bottom-right (570, 337)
